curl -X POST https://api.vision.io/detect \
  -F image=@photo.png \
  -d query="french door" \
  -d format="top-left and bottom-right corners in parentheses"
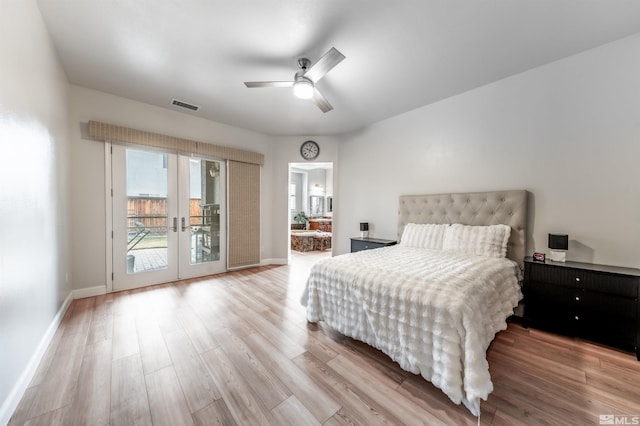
top-left (111, 145), bottom-right (226, 291)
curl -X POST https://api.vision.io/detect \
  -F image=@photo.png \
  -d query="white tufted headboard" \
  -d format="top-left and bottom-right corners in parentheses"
top-left (398, 190), bottom-right (528, 269)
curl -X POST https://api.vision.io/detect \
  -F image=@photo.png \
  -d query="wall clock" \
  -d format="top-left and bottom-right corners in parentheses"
top-left (300, 140), bottom-right (320, 160)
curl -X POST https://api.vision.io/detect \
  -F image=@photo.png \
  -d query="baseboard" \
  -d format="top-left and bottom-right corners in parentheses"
top-left (0, 291), bottom-right (73, 426)
top-left (260, 258), bottom-right (288, 266)
top-left (72, 285), bottom-right (106, 299)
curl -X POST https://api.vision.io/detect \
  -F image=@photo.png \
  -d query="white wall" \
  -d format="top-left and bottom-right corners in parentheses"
top-left (0, 0), bottom-right (71, 421)
top-left (68, 85), bottom-right (273, 290)
top-left (270, 137), bottom-right (340, 262)
top-left (337, 33), bottom-right (640, 268)
top-left (325, 169), bottom-right (334, 198)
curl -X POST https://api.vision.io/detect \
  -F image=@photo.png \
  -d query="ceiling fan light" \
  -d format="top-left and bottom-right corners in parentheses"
top-left (293, 80), bottom-right (314, 99)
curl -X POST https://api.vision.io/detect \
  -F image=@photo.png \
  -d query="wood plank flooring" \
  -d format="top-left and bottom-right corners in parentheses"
top-left (9, 254), bottom-right (640, 425)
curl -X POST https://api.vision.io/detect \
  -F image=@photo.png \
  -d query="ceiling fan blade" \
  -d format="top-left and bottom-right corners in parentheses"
top-left (303, 47), bottom-right (345, 82)
top-left (244, 81), bottom-right (294, 88)
top-left (312, 88), bottom-right (333, 113)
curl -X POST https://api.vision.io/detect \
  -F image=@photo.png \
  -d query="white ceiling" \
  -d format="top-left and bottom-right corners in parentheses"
top-left (37, 0), bottom-right (640, 136)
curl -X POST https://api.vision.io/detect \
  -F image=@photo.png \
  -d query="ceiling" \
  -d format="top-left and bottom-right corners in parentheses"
top-left (37, 0), bottom-right (640, 136)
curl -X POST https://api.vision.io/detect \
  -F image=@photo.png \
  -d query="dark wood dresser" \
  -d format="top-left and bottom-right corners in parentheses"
top-left (350, 237), bottom-right (396, 253)
top-left (523, 257), bottom-right (640, 360)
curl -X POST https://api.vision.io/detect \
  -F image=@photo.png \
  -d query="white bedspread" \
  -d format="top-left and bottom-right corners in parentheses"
top-left (300, 245), bottom-right (522, 416)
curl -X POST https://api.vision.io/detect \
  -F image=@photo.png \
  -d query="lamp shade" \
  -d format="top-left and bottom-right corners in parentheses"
top-left (548, 234), bottom-right (568, 250)
top-left (360, 222), bottom-right (369, 232)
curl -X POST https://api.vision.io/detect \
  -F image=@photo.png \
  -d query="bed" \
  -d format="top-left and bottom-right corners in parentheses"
top-left (300, 190), bottom-right (528, 416)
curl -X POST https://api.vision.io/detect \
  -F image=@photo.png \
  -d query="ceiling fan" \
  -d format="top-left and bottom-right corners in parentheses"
top-left (244, 47), bottom-right (345, 113)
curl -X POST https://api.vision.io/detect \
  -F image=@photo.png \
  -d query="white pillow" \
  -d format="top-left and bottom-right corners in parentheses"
top-left (400, 223), bottom-right (449, 250)
top-left (442, 223), bottom-right (511, 258)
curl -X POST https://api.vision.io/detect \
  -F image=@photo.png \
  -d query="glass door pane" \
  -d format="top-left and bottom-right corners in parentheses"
top-left (188, 159), bottom-right (220, 264)
top-left (112, 146), bottom-right (178, 291)
top-left (126, 149), bottom-right (169, 273)
top-left (179, 156), bottom-right (226, 279)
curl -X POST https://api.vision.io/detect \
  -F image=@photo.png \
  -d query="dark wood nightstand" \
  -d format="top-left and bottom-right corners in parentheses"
top-left (350, 237), bottom-right (396, 253)
top-left (523, 257), bottom-right (640, 360)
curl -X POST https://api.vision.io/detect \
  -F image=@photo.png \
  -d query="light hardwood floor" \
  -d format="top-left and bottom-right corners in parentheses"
top-left (9, 254), bottom-right (640, 425)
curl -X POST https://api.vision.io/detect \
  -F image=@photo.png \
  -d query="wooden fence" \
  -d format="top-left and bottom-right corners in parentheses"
top-left (127, 197), bottom-right (205, 229)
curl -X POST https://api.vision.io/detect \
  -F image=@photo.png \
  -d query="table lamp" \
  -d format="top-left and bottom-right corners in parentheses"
top-left (548, 233), bottom-right (568, 262)
top-left (360, 222), bottom-right (369, 239)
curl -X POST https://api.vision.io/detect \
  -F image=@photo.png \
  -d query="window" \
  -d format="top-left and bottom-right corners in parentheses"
top-left (290, 183), bottom-right (296, 210)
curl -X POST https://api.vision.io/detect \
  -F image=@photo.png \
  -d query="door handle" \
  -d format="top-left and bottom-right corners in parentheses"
top-left (172, 217), bottom-right (177, 232)
top-left (181, 217), bottom-right (186, 232)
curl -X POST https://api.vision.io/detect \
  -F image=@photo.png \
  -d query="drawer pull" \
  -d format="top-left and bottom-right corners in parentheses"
top-left (574, 315), bottom-right (580, 321)
top-left (575, 277), bottom-right (581, 282)
top-left (575, 296), bottom-right (580, 301)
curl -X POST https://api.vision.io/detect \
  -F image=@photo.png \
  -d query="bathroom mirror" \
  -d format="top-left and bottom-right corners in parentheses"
top-left (310, 196), bottom-right (324, 216)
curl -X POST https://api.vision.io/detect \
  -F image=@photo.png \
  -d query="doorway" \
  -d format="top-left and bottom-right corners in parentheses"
top-left (111, 145), bottom-right (227, 291)
top-left (288, 162), bottom-right (333, 265)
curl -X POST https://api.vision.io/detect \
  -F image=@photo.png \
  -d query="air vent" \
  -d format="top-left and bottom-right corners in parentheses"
top-left (171, 99), bottom-right (200, 111)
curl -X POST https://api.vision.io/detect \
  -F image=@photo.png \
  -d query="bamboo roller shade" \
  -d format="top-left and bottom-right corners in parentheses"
top-left (88, 120), bottom-right (264, 165)
top-left (227, 160), bottom-right (261, 269)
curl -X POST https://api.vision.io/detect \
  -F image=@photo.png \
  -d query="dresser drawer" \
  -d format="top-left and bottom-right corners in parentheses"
top-left (577, 292), bottom-right (637, 320)
top-left (351, 239), bottom-right (378, 252)
top-left (525, 280), bottom-right (572, 304)
top-left (579, 272), bottom-right (638, 298)
top-left (523, 282), bottom-right (576, 334)
top-left (526, 264), bottom-right (638, 297)
top-left (526, 264), bottom-right (577, 287)
top-left (525, 283), bottom-right (637, 320)
top-left (350, 238), bottom-right (396, 253)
